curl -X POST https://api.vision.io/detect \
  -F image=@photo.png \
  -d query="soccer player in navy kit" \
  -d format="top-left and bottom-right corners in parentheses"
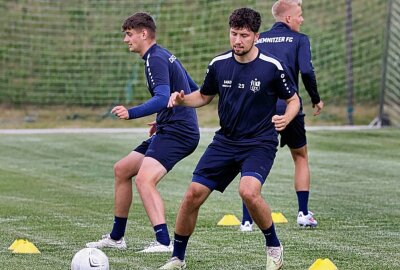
top-left (160, 8), bottom-right (299, 270)
top-left (86, 12), bottom-right (200, 253)
top-left (240, 0), bottom-right (324, 231)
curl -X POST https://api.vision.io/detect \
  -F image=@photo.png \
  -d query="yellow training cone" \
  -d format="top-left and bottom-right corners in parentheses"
top-left (8, 239), bottom-right (26, 251)
top-left (217, 214), bottom-right (241, 226)
top-left (12, 241), bottom-right (41, 254)
top-left (309, 258), bottom-right (338, 270)
top-left (271, 212), bottom-right (288, 223)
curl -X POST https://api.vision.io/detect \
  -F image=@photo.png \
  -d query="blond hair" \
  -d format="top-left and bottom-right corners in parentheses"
top-left (272, 0), bottom-right (302, 20)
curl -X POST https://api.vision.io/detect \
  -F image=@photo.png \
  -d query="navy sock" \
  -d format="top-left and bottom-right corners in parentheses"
top-left (172, 233), bottom-right (190, 261)
top-left (241, 201), bottom-right (253, 224)
top-left (297, 191), bottom-right (309, 215)
top-left (154, 223), bottom-right (170, 246)
top-left (110, 216), bottom-right (127, 240)
top-left (262, 223), bottom-right (280, 247)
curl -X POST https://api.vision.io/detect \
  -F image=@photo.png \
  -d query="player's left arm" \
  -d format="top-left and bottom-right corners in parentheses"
top-left (272, 65), bottom-right (300, 131)
top-left (272, 93), bottom-right (300, 131)
top-left (298, 35), bottom-right (324, 115)
top-left (112, 54), bottom-right (173, 120)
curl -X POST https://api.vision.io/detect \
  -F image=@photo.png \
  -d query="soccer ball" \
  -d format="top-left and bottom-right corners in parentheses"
top-left (71, 248), bottom-right (109, 270)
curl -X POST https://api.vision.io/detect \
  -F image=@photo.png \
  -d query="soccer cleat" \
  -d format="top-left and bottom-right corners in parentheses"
top-left (297, 211), bottom-right (318, 227)
top-left (138, 240), bottom-right (173, 253)
top-left (266, 244), bottom-right (283, 270)
top-left (239, 221), bottom-right (254, 232)
top-left (159, 257), bottom-right (186, 269)
top-left (85, 234), bottom-right (127, 249)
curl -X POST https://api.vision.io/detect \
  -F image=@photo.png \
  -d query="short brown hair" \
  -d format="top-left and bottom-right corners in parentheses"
top-left (122, 12), bottom-right (156, 38)
top-left (229, 7), bottom-right (261, 33)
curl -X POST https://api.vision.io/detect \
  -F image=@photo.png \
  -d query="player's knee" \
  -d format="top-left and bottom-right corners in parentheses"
top-left (134, 175), bottom-right (150, 192)
top-left (184, 187), bottom-right (205, 207)
top-left (113, 161), bottom-right (123, 178)
top-left (114, 161), bottom-right (130, 182)
top-left (291, 147), bottom-right (308, 161)
top-left (239, 188), bottom-right (257, 204)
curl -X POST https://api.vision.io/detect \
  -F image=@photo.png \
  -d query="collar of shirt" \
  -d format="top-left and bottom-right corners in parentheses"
top-left (271, 22), bottom-right (291, 31)
top-left (142, 43), bottom-right (158, 61)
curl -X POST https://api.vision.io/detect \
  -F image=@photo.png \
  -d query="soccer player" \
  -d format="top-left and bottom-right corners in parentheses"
top-left (240, 0), bottom-right (324, 232)
top-left (86, 12), bottom-right (200, 253)
top-left (159, 7), bottom-right (300, 270)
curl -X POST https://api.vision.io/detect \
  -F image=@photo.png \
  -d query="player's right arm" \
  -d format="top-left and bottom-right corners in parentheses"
top-left (298, 36), bottom-right (321, 101)
top-left (169, 61), bottom-right (217, 108)
top-left (168, 90), bottom-right (214, 108)
top-left (298, 35), bottom-right (324, 116)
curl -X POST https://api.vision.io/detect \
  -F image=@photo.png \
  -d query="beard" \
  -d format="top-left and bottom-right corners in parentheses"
top-left (233, 47), bottom-right (251, 56)
top-left (232, 39), bottom-right (255, 56)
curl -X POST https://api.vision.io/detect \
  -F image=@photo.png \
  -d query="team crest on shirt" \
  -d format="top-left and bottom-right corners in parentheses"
top-left (250, 78), bottom-right (261, 93)
top-left (169, 55), bottom-right (176, 63)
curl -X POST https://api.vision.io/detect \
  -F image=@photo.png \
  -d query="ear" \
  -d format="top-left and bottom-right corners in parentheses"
top-left (140, 28), bottom-right (148, 40)
top-left (285, 15), bottom-right (292, 24)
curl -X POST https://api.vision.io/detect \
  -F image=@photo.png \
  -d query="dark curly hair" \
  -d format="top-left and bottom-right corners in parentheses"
top-left (122, 12), bottom-right (156, 38)
top-left (229, 7), bottom-right (261, 33)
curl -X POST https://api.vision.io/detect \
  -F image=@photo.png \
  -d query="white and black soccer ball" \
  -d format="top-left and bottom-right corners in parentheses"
top-left (71, 248), bottom-right (109, 270)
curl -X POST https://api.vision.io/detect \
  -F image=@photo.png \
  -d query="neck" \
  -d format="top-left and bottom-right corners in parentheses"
top-left (234, 46), bottom-right (259, 63)
top-left (139, 40), bottom-right (156, 58)
top-left (276, 20), bottom-right (294, 31)
top-left (277, 18), bottom-right (288, 25)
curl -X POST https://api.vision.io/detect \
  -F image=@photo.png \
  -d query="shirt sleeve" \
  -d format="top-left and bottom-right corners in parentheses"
top-left (127, 84), bottom-right (170, 119)
top-left (298, 35), bottom-right (321, 104)
top-left (146, 55), bottom-right (170, 89)
top-left (200, 64), bottom-right (218, 96)
top-left (185, 70), bottom-right (199, 91)
top-left (274, 66), bottom-right (296, 100)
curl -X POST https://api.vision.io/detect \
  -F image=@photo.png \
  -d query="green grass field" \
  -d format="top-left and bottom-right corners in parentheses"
top-left (0, 129), bottom-right (399, 269)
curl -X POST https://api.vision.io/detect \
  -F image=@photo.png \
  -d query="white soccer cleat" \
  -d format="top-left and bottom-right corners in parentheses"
top-left (239, 221), bottom-right (254, 232)
top-left (297, 211), bottom-right (318, 228)
top-left (159, 256), bottom-right (186, 269)
top-left (138, 240), bottom-right (173, 253)
top-left (85, 234), bottom-right (127, 250)
top-left (266, 244), bottom-right (283, 270)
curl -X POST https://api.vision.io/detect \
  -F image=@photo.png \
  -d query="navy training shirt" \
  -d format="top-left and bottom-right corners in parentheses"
top-left (142, 44), bottom-right (199, 136)
top-left (200, 50), bottom-right (296, 145)
top-left (256, 22), bottom-right (320, 106)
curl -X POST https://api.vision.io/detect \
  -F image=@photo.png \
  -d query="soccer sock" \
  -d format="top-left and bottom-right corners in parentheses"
top-left (262, 223), bottom-right (280, 247)
top-left (110, 216), bottom-right (127, 240)
top-left (154, 223), bottom-right (170, 246)
top-left (241, 201), bottom-right (253, 224)
top-left (172, 233), bottom-right (190, 261)
top-left (297, 191), bottom-right (309, 215)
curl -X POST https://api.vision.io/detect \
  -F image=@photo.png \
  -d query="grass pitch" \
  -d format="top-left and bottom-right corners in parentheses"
top-left (0, 129), bottom-right (399, 269)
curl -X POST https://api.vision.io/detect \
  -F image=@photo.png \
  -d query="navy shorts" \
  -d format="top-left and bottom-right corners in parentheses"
top-left (279, 114), bottom-right (307, 149)
top-left (276, 99), bottom-right (307, 149)
top-left (192, 139), bottom-right (277, 193)
top-left (134, 132), bottom-right (199, 172)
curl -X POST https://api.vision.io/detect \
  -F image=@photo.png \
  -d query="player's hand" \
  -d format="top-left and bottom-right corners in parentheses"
top-left (272, 115), bottom-right (289, 131)
top-left (168, 90), bottom-right (185, 108)
top-left (111, 105), bottom-right (129, 119)
top-left (312, 100), bottom-right (324, 116)
top-left (147, 121), bottom-right (157, 137)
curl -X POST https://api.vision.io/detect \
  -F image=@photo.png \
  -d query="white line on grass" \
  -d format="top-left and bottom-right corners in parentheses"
top-left (0, 126), bottom-right (378, 134)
